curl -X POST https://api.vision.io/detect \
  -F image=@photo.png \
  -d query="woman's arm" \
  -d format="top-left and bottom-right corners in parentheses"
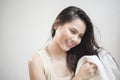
top-left (28, 53), bottom-right (46, 80)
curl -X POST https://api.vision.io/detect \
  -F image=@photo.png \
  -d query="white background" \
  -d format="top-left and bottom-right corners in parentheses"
top-left (0, 0), bottom-right (120, 80)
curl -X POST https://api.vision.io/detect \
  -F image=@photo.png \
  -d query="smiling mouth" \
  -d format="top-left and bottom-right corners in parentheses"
top-left (66, 40), bottom-right (74, 48)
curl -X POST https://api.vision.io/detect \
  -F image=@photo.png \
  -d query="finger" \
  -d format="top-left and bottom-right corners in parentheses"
top-left (88, 61), bottom-right (93, 65)
top-left (83, 59), bottom-right (88, 64)
top-left (89, 68), bottom-right (98, 76)
top-left (87, 62), bottom-right (97, 69)
top-left (87, 61), bottom-right (95, 66)
top-left (91, 64), bottom-right (97, 69)
top-left (88, 68), bottom-right (94, 73)
top-left (91, 72), bottom-right (94, 76)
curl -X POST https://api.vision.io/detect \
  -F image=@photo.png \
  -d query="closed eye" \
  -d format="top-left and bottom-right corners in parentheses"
top-left (70, 29), bottom-right (77, 34)
top-left (69, 27), bottom-right (84, 38)
top-left (79, 35), bottom-right (83, 38)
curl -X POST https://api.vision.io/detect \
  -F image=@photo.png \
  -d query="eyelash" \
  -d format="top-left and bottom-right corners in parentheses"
top-left (79, 35), bottom-right (83, 38)
top-left (70, 29), bottom-right (76, 34)
top-left (70, 29), bottom-right (83, 38)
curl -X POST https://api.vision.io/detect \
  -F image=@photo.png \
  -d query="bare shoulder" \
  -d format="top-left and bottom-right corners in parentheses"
top-left (28, 53), bottom-right (42, 66)
top-left (28, 52), bottom-right (46, 80)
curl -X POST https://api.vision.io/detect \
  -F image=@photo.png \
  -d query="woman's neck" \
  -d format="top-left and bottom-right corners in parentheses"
top-left (46, 39), bottom-right (67, 60)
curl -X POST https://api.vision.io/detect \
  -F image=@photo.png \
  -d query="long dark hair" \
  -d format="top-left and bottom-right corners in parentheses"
top-left (51, 6), bottom-right (100, 73)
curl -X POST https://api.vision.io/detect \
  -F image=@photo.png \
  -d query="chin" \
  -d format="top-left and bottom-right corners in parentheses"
top-left (61, 44), bottom-right (73, 52)
top-left (65, 48), bottom-right (70, 51)
top-left (63, 46), bottom-right (71, 51)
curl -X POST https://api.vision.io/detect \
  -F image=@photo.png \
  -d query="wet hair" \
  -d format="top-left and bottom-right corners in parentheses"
top-left (51, 6), bottom-right (100, 73)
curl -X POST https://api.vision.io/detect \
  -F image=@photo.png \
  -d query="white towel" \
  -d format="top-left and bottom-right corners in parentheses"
top-left (75, 55), bottom-right (109, 80)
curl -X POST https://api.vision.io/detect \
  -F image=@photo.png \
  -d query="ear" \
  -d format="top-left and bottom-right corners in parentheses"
top-left (53, 19), bottom-right (60, 30)
top-left (54, 24), bottom-right (59, 30)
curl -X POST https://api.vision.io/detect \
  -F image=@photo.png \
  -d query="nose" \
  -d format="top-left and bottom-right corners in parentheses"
top-left (71, 35), bottom-right (80, 43)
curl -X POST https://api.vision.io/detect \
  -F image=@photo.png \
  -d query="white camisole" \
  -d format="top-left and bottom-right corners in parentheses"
top-left (38, 48), bottom-right (73, 80)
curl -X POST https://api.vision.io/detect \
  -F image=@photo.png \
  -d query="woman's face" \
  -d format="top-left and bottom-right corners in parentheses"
top-left (54, 18), bottom-right (86, 51)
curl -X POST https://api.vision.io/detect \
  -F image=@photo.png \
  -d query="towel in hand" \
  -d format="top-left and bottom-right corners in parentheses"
top-left (75, 55), bottom-right (109, 80)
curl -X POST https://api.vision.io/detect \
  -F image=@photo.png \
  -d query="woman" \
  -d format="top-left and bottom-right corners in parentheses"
top-left (28, 6), bottom-right (119, 80)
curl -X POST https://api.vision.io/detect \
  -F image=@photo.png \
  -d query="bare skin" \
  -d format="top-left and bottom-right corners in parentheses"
top-left (28, 53), bottom-right (97, 80)
top-left (28, 54), bottom-right (46, 80)
top-left (28, 19), bottom-right (98, 80)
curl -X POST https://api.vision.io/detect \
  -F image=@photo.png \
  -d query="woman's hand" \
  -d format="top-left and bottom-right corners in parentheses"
top-left (73, 61), bottom-right (98, 80)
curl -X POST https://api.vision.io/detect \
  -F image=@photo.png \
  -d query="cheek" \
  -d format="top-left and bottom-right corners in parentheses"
top-left (78, 39), bottom-right (82, 44)
top-left (62, 29), bottom-right (71, 39)
top-left (56, 29), bottom-right (71, 46)
top-left (55, 29), bottom-right (68, 43)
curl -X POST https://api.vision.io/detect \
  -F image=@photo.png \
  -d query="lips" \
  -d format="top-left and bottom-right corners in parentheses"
top-left (65, 40), bottom-right (74, 48)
